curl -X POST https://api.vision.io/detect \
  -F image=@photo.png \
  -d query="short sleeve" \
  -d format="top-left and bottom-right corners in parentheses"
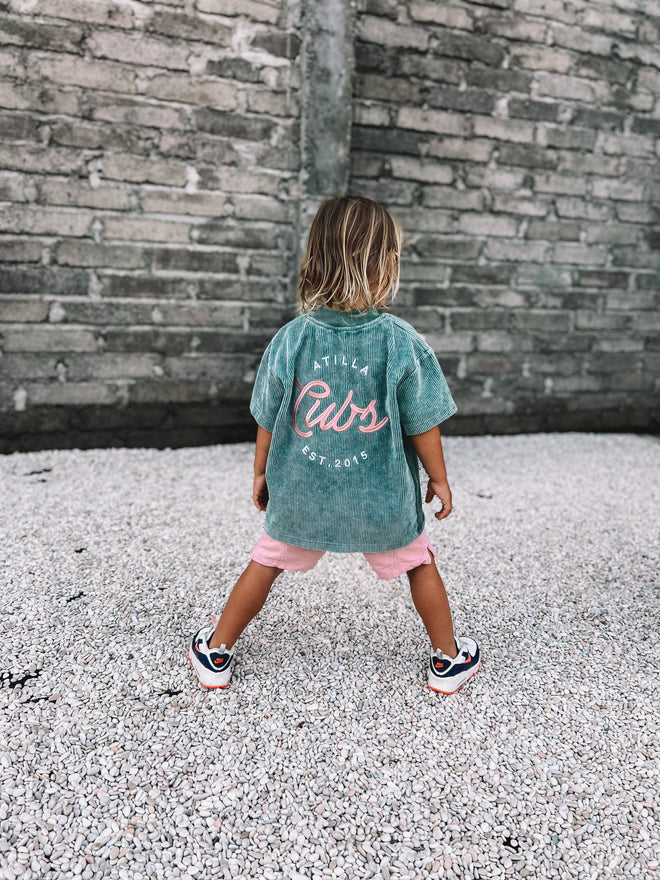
top-left (397, 351), bottom-right (457, 435)
top-left (249, 343), bottom-right (285, 432)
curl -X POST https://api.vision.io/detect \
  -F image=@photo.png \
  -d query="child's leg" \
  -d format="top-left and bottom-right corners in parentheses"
top-left (209, 560), bottom-right (282, 650)
top-left (407, 558), bottom-right (457, 658)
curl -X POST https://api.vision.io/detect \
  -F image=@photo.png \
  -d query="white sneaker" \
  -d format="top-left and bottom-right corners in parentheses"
top-left (428, 636), bottom-right (481, 694)
top-left (188, 623), bottom-right (235, 689)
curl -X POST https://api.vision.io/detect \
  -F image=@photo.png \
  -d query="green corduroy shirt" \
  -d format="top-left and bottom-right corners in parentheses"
top-left (250, 307), bottom-right (457, 553)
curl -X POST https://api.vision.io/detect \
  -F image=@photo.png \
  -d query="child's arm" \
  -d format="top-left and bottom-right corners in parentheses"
top-left (409, 426), bottom-right (453, 521)
top-left (253, 426), bottom-right (272, 511)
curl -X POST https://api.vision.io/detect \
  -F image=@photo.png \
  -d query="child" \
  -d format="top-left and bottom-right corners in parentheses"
top-left (188, 196), bottom-right (480, 694)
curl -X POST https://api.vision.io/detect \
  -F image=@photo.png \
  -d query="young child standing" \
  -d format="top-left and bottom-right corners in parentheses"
top-left (188, 196), bottom-right (480, 694)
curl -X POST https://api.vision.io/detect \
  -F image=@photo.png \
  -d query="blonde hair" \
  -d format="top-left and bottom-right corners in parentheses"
top-left (298, 196), bottom-right (402, 313)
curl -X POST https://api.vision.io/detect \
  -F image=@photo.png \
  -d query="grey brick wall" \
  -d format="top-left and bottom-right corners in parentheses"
top-left (0, 0), bottom-right (300, 449)
top-left (351, 0), bottom-right (660, 435)
top-left (0, 0), bottom-right (658, 451)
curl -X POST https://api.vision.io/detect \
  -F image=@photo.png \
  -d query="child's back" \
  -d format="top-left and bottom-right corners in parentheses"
top-left (188, 196), bottom-right (481, 695)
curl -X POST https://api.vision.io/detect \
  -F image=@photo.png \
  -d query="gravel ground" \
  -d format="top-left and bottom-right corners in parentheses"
top-left (0, 433), bottom-right (658, 880)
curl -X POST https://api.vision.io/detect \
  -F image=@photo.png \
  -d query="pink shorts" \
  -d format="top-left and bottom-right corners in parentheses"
top-left (251, 530), bottom-right (434, 581)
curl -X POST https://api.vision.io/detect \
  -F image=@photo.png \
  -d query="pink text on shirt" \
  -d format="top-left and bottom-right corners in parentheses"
top-left (293, 379), bottom-right (389, 438)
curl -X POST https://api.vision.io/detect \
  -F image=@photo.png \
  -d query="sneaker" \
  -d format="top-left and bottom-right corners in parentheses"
top-left (188, 622), bottom-right (235, 689)
top-left (428, 635), bottom-right (480, 694)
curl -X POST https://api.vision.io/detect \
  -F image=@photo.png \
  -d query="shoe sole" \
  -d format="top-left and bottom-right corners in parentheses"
top-left (428, 662), bottom-right (481, 695)
top-left (187, 648), bottom-right (231, 689)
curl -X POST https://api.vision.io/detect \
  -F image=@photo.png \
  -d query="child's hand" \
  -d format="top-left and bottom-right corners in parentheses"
top-left (253, 473), bottom-right (269, 511)
top-left (425, 479), bottom-right (452, 520)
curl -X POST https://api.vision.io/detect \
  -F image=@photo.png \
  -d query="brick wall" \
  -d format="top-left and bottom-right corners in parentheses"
top-left (0, 0), bottom-right (301, 450)
top-left (0, 0), bottom-right (658, 451)
top-left (352, 0), bottom-right (660, 434)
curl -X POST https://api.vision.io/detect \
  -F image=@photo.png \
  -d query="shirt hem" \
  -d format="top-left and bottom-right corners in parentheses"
top-left (249, 405), bottom-right (276, 433)
top-left (264, 525), bottom-right (425, 554)
top-left (403, 402), bottom-right (458, 436)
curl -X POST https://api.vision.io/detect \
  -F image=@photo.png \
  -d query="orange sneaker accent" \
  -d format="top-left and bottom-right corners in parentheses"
top-left (428, 664), bottom-right (481, 695)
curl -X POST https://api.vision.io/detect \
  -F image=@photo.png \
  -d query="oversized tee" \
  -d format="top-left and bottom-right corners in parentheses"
top-left (249, 307), bottom-right (457, 553)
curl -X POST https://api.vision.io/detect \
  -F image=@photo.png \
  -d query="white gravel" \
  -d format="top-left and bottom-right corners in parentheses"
top-left (0, 433), bottom-right (658, 880)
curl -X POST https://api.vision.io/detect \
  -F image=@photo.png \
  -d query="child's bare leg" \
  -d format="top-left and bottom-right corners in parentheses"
top-left (407, 559), bottom-right (457, 657)
top-left (209, 560), bottom-right (282, 650)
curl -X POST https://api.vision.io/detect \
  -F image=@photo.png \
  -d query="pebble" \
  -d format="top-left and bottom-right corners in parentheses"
top-left (0, 435), bottom-right (658, 880)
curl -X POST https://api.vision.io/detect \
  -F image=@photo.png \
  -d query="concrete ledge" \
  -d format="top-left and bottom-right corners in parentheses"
top-left (1, 403), bottom-right (658, 453)
top-left (0, 403), bottom-right (254, 453)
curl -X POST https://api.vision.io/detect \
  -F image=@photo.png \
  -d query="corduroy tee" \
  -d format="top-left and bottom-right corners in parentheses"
top-left (249, 307), bottom-right (457, 553)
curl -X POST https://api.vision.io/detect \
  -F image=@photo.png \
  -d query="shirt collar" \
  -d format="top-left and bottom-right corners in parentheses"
top-left (308, 307), bottom-right (382, 328)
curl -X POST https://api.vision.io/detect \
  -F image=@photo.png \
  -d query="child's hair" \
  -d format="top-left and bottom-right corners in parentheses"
top-left (298, 195), bottom-right (402, 313)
